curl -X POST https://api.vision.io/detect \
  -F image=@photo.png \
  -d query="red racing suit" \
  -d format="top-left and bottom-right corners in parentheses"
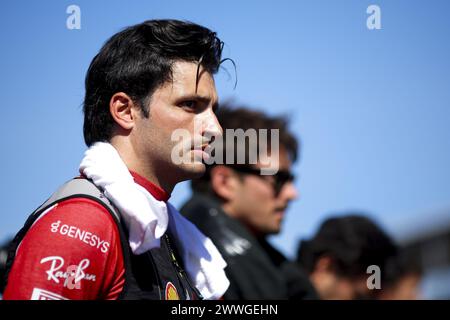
top-left (3, 172), bottom-right (181, 300)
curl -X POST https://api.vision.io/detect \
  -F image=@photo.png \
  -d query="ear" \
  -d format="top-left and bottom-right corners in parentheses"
top-left (109, 92), bottom-right (138, 130)
top-left (314, 256), bottom-right (334, 273)
top-left (210, 165), bottom-right (240, 202)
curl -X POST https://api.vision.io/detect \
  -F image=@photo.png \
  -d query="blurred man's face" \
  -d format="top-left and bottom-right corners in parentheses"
top-left (309, 257), bottom-right (373, 300)
top-left (312, 273), bottom-right (356, 300)
top-left (231, 147), bottom-right (298, 236)
top-left (316, 274), bottom-right (370, 300)
top-left (378, 273), bottom-right (422, 300)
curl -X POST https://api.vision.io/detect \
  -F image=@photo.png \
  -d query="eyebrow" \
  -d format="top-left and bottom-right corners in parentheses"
top-left (182, 94), bottom-right (219, 111)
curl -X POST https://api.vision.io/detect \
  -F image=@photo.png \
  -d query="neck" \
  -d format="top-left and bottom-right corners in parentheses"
top-left (110, 138), bottom-right (175, 194)
top-left (221, 202), bottom-right (265, 239)
top-left (128, 162), bottom-right (176, 195)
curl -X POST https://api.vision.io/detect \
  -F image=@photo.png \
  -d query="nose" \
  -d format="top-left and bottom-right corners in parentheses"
top-left (280, 181), bottom-right (298, 201)
top-left (202, 109), bottom-right (223, 138)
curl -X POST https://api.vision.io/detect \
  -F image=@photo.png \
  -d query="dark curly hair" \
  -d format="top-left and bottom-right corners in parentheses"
top-left (297, 214), bottom-right (397, 281)
top-left (83, 19), bottom-right (224, 146)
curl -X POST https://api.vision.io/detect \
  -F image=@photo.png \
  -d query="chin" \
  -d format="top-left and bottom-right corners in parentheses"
top-left (269, 224), bottom-right (282, 235)
top-left (263, 226), bottom-right (281, 236)
top-left (178, 161), bottom-right (207, 179)
top-left (271, 229), bottom-right (282, 235)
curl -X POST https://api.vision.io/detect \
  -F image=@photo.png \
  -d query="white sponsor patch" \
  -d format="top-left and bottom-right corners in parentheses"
top-left (40, 256), bottom-right (97, 289)
top-left (50, 220), bottom-right (110, 253)
top-left (31, 288), bottom-right (69, 300)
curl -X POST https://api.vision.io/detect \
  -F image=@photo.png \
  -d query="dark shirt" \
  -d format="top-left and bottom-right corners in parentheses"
top-left (181, 192), bottom-right (318, 300)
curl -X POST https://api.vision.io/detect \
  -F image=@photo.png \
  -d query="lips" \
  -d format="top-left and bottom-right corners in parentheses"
top-left (192, 144), bottom-right (209, 154)
top-left (274, 205), bottom-right (288, 213)
top-left (197, 144), bottom-right (209, 151)
top-left (192, 144), bottom-right (211, 161)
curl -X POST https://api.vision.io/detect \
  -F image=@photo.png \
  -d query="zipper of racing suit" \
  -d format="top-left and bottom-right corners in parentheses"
top-left (163, 233), bottom-right (203, 299)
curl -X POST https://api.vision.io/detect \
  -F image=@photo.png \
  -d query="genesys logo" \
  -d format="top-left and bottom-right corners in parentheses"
top-left (40, 256), bottom-right (97, 290)
top-left (31, 288), bottom-right (69, 300)
top-left (50, 220), bottom-right (110, 253)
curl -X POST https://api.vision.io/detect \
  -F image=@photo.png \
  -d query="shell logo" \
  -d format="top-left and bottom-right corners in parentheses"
top-left (165, 282), bottom-right (180, 300)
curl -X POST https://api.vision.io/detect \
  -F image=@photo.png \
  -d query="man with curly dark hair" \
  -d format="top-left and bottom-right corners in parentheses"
top-left (3, 19), bottom-right (229, 300)
top-left (297, 214), bottom-right (398, 299)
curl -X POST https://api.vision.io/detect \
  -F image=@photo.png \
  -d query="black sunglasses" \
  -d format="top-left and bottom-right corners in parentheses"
top-left (227, 165), bottom-right (295, 196)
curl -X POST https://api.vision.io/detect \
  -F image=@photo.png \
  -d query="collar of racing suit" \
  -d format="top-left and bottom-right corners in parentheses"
top-left (130, 171), bottom-right (170, 202)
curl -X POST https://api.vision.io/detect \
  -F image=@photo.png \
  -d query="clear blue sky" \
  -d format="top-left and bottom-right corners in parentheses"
top-left (1, 0), bottom-right (449, 258)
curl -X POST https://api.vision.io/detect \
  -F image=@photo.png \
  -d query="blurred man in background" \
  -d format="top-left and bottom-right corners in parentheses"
top-left (378, 250), bottom-right (423, 300)
top-left (296, 214), bottom-right (398, 300)
top-left (181, 105), bottom-right (318, 299)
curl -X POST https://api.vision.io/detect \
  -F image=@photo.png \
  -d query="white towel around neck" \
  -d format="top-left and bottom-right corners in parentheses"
top-left (79, 142), bottom-right (229, 300)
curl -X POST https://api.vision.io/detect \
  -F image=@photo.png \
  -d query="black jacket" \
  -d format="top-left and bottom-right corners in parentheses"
top-left (181, 192), bottom-right (318, 300)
